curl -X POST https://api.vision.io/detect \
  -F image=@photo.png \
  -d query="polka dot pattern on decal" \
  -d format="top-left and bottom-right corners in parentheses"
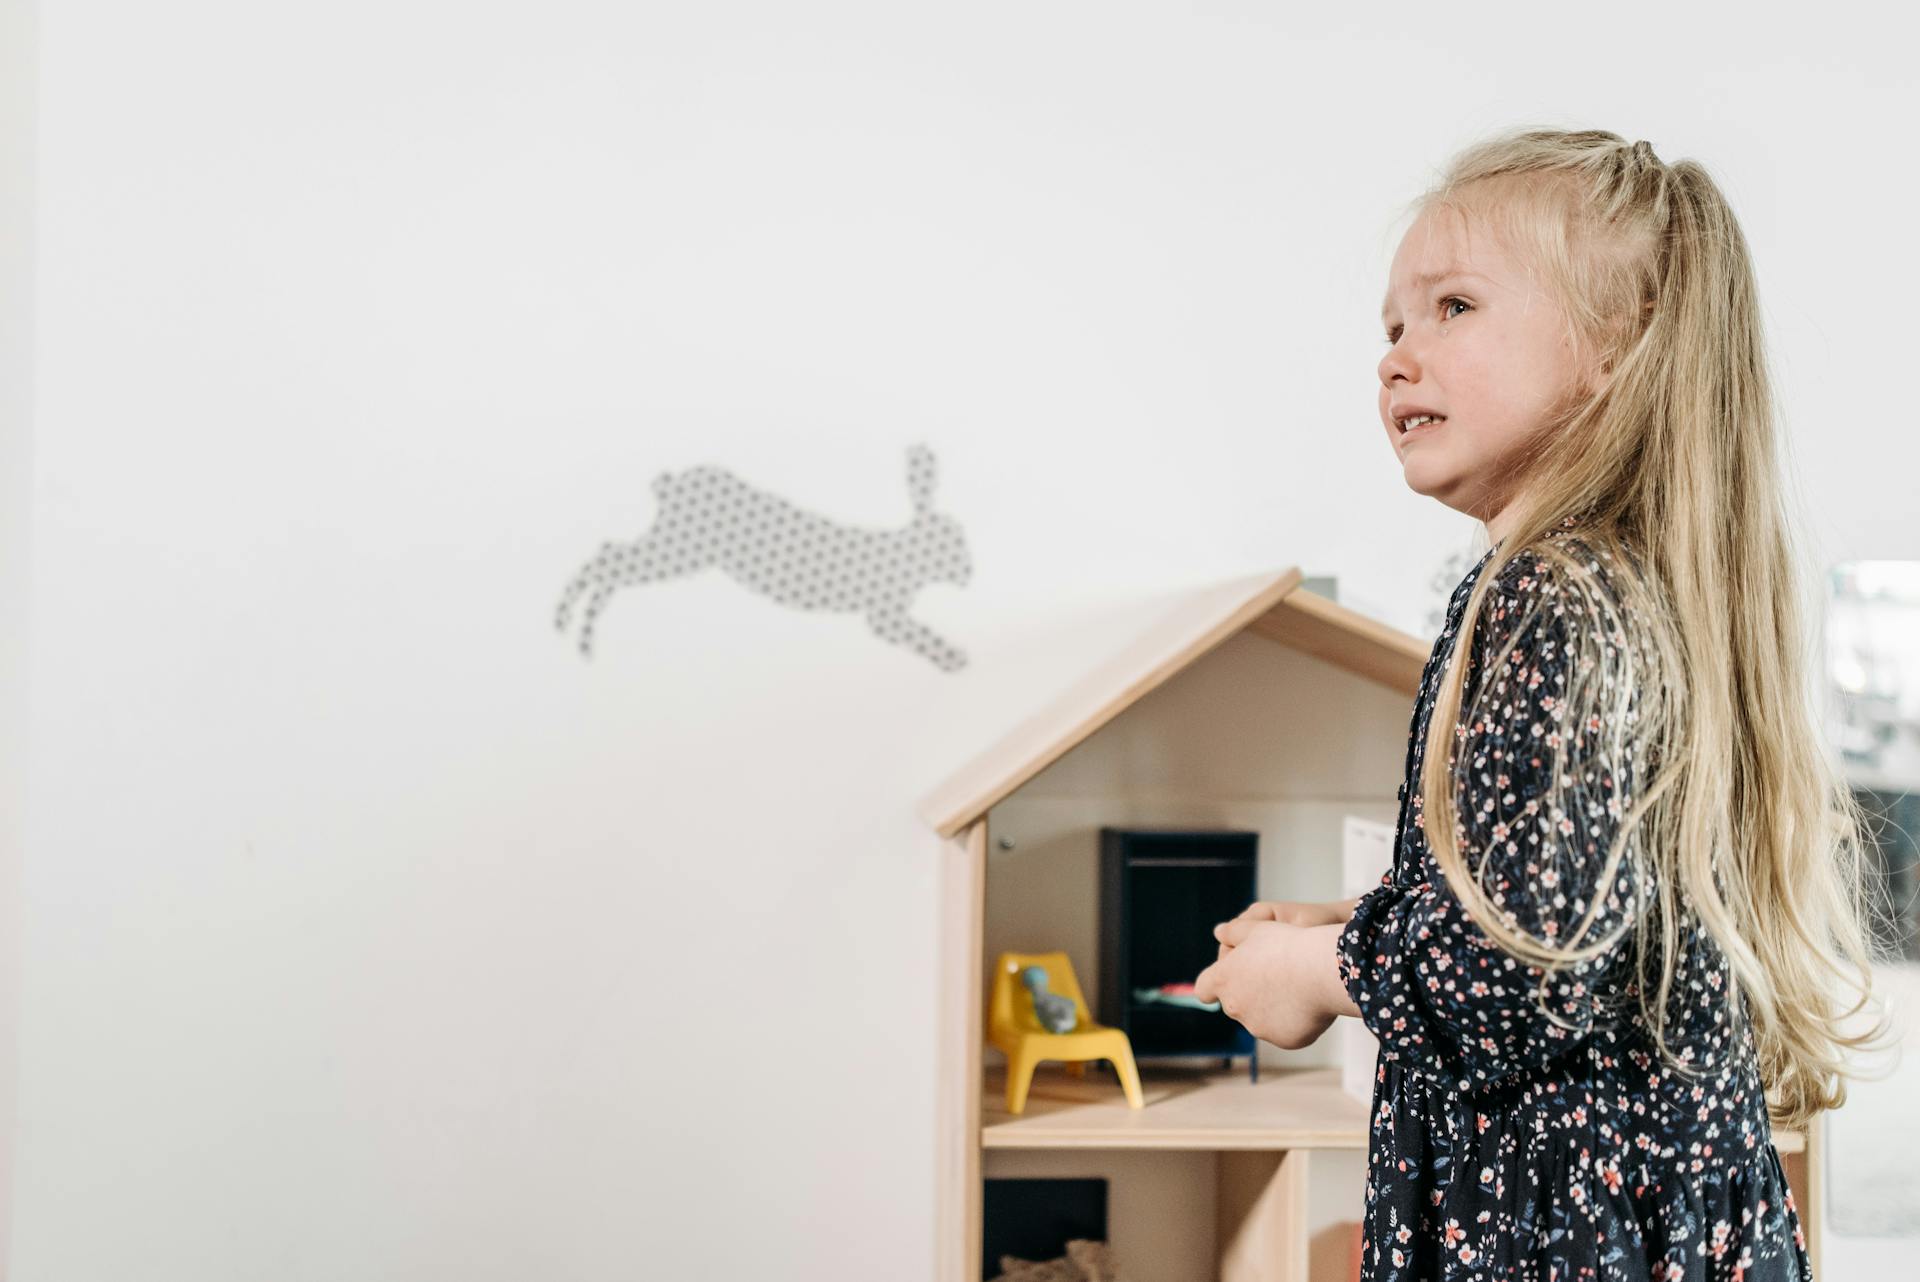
top-left (555, 443), bottom-right (972, 670)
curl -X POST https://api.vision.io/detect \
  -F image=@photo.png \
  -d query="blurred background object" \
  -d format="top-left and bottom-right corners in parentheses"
top-left (1821, 561), bottom-right (1920, 1264)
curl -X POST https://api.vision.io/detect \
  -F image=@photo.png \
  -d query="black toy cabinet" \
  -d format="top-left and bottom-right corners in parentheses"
top-left (1097, 827), bottom-right (1259, 1081)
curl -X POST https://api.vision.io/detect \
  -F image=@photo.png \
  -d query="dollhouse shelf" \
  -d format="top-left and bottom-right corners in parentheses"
top-left (980, 1063), bottom-right (1804, 1153)
top-left (982, 1064), bottom-right (1367, 1150)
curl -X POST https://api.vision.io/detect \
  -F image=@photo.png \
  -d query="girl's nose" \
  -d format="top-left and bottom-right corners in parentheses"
top-left (1379, 337), bottom-right (1419, 385)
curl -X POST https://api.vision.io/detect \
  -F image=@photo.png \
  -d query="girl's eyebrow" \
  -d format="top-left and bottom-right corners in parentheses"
top-left (1380, 269), bottom-right (1489, 322)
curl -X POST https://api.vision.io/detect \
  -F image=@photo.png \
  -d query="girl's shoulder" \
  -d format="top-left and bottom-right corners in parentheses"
top-left (1471, 529), bottom-right (1656, 682)
top-left (1489, 524), bottom-right (1647, 618)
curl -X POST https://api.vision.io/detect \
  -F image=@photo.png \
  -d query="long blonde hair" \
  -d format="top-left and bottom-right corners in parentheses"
top-left (1399, 127), bottom-right (1898, 1132)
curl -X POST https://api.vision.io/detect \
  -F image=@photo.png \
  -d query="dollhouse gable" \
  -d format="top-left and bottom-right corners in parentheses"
top-left (917, 566), bottom-right (1430, 838)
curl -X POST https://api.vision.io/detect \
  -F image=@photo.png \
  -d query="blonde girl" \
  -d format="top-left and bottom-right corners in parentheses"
top-left (1196, 126), bottom-right (1897, 1280)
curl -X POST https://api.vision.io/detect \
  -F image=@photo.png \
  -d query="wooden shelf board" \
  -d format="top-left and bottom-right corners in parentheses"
top-left (979, 1062), bottom-right (1806, 1156)
top-left (981, 1063), bottom-right (1368, 1151)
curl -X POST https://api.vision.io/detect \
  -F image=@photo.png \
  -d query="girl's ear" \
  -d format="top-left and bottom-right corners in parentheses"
top-left (1582, 350), bottom-right (1614, 400)
top-left (1589, 325), bottom-right (1633, 397)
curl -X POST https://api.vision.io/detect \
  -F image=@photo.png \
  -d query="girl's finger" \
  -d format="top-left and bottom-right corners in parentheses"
top-left (1214, 917), bottom-right (1258, 948)
top-left (1193, 962), bottom-right (1220, 1005)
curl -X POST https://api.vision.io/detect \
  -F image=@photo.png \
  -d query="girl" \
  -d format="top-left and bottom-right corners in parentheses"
top-left (1193, 127), bottom-right (1898, 1280)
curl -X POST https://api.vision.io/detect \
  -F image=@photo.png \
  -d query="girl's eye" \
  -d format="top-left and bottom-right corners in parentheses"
top-left (1382, 297), bottom-right (1472, 345)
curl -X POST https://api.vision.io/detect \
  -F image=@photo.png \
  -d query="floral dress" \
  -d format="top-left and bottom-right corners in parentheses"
top-left (1336, 522), bottom-right (1813, 1281)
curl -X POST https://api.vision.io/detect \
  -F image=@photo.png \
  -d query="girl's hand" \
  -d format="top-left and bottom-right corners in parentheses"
top-left (1211, 899), bottom-right (1360, 963)
top-left (1220, 898), bottom-right (1359, 931)
top-left (1192, 920), bottom-right (1347, 1050)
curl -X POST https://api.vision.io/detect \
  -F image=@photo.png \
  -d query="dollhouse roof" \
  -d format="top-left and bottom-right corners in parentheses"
top-left (916, 567), bottom-right (1433, 839)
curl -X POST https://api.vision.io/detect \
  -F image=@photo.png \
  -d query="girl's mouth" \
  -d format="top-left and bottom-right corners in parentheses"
top-left (1400, 415), bottom-right (1447, 437)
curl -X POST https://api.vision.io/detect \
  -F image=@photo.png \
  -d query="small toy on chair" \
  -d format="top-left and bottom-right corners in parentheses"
top-left (1021, 965), bottom-right (1078, 1033)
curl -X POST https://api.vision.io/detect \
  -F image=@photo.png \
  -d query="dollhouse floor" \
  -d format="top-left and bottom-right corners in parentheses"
top-left (980, 1062), bottom-right (1804, 1155)
top-left (980, 1063), bottom-right (1368, 1150)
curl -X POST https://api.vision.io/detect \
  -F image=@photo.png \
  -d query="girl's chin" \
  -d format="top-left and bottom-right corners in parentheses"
top-left (1396, 459), bottom-right (1459, 498)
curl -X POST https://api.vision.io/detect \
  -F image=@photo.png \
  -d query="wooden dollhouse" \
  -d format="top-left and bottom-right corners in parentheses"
top-left (916, 567), bottom-right (1822, 1282)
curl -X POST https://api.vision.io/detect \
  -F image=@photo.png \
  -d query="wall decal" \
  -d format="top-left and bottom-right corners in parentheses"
top-left (555, 443), bottom-right (973, 670)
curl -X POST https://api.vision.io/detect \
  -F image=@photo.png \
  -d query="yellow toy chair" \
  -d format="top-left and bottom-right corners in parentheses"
top-left (987, 951), bottom-right (1144, 1115)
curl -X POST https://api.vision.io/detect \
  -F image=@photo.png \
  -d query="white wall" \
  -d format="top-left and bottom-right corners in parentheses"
top-left (11, 3), bottom-right (1918, 1279)
top-left (0, 0), bottom-right (33, 1268)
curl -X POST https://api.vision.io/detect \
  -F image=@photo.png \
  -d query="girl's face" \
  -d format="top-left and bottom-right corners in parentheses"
top-left (1376, 202), bottom-right (1603, 544)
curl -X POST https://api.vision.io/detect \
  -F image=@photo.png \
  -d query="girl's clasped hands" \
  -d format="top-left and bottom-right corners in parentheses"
top-left (1191, 898), bottom-right (1361, 1051)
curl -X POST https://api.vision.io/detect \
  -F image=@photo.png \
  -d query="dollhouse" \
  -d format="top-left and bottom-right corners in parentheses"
top-left (916, 567), bottom-right (1820, 1282)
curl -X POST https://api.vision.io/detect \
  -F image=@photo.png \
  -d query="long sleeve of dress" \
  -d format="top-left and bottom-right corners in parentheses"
top-left (1338, 548), bottom-right (1646, 1097)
